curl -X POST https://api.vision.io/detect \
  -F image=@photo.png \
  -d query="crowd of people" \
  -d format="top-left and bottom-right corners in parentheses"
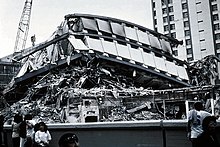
top-left (11, 113), bottom-right (52, 147)
top-left (10, 113), bottom-right (80, 147)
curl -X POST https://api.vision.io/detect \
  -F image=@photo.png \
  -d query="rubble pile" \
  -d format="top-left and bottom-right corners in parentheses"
top-left (1, 54), bottom-right (165, 124)
top-left (188, 55), bottom-right (219, 86)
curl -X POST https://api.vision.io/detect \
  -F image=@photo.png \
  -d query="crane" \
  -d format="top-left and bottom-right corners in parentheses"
top-left (14, 0), bottom-right (33, 53)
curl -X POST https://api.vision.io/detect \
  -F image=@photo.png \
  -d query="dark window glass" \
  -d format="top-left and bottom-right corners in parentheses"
top-left (154, 19), bottom-right (157, 25)
top-left (185, 30), bottom-right (190, 36)
top-left (164, 25), bottom-right (169, 31)
top-left (168, 7), bottom-right (174, 12)
top-left (215, 33), bottom-right (220, 40)
top-left (214, 24), bottom-right (220, 30)
top-left (186, 39), bottom-right (191, 45)
top-left (173, 50), bottom-right (178, 56)
top-left (187, 48), bottom-right (192, 54)
top-left (212, 4), bottom-right (218, 11)
top-left (153, 2), bottom-right (156, 8)
top-left (183, 12), bottom-right (188, 18)
top-left (217, 43), bottom-right (220, 49)
top-left (182, 3), bottom-right (187, 10)
top-left (187, 57), bottom-right (193, 61)
top-left (170, 24), bottom-right (175, 30)
top-left (171, 32), bottom-right (176, 38)
top-left (184, 21), bottom-right (189, 27)
top-left (216, 43), bottom-right (220, 49)
top-left (168, 0), bottom-right (173, 4)
top-left (162, 8), bottom-right (167, 14)
top-left (169, 15), bottom-right (174, 21)
top-left (213, 14), bottom-right (219, 21)
top-left (163, 17), bottom-right (168, 23)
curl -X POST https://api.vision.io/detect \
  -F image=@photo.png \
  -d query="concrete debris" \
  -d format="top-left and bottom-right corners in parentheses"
top-left (1, 55), bottom-right (168, 124)
top-left (188, 55), bottom-right (219, 86)
top-left (2, 53), bottom-right (220, 124)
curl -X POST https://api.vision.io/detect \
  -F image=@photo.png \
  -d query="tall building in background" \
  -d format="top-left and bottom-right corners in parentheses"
top-left (151, 0), bottom-right (220, 62)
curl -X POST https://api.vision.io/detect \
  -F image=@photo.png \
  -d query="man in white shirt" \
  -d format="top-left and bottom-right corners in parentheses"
top-left (187, 101), bottom-right (211, 147)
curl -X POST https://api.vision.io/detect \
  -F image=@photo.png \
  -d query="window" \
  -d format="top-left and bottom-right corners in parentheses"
top-left (171, 32), bottom-right (176, 38)
top-left (153, 2), bottom-right (155, 8)
top-left (213, 14), bottom-right (219, 21)
top-left (182, 3), bottom-right (187, 10)
top-left (217, 43), bottom-right (220, 49)
top-left (211, 0), bottom-right (217, 2)
top-left (162, 8), bottom-right (167, 14)
top-left (186, 39), bottom-right (191, 45)
top-left (187, 57), bottom-right (193, 61)
top-left (184, 21), bottom-right (189, 27)
top-left (161, 0), bottom-right (165, 5)
top-left (169, 15), bottom-right (174, 21)
top-left (215, 34), bottom-right (220, 40)
top-left (173, 50), bottom-right (178, 56)
top-left (170, 24), bottom-right (175, 30)
top-left (214, 24), bottom-right (220, 30)
top-left (153, 11), bottom-right (156, 16)
top-left (163, 17), bottom-right (168, 23)
top-left (185, 30), bottom-right (190, 36)
top-left (212, 4), bottom-right (218, 11)
top-left (154, 19), bottom-right (157, 25)
top-left (168, 0), bottom-right (173, 4)
top-left (186, 48), bottom-right (192, 55)
top-left (168, 6), bottom-right (174, 12)
top-left (183, 12), bottom-right (188, 18)
top-left (164, 25), bottom-right (169, 31)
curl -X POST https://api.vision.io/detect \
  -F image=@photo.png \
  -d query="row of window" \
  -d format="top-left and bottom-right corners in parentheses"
top-left (162, 7), bottom-right (174, 14)
top-left (164, 24), bottom-right (175, 31)
top-left (152, 0), bottom-right (173, 9)
top-left (0, 65), bottom-right (18, 74)
top-left (184, 1), bottom-right (192, 62)
top-left (161, 0), bottom-right (173, 5)
top-left (163, 15), bottom-right (174, 23)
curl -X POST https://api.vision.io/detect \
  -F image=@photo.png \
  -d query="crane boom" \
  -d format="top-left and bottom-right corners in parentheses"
top-left (14, 0), bottom-right (33, 53)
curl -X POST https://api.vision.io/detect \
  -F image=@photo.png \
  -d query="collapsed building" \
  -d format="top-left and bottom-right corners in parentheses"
top-left (1, 14), bottom-right (219, 124)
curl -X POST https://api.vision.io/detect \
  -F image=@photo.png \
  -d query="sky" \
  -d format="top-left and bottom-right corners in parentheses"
top-left (0, 0), bottom-right (153, 58)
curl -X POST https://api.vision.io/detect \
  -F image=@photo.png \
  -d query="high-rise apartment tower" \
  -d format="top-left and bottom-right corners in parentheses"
top-left (152, 0), bottom-right (220, 62)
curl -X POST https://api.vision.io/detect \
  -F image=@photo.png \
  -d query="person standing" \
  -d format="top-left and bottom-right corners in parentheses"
top-left (196, 116), bottom-right (220, 147)
top-left (19, 114), bottom-right (35, 147)
top-left (187, 101), bottom-right (211, 147)
top-left (34, 122), bottom-right (51, 147)
top-left (12, 114), bottom-right (22, 147)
